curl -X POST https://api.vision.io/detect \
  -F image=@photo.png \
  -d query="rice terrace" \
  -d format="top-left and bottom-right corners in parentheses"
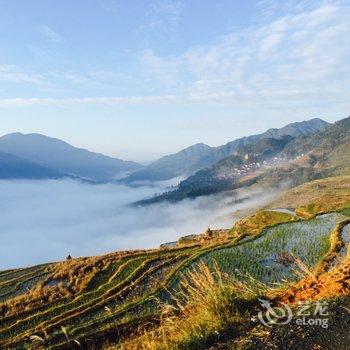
top-left (0, 176), bottom-right (349, 349)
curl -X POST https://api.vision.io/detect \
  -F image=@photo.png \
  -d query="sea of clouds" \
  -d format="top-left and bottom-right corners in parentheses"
top-left (0, 179), bottom-right (275, 269)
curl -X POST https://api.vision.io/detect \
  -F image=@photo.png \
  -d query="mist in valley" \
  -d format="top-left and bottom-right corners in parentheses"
top-left (0, 179), bottom-right (276, 269)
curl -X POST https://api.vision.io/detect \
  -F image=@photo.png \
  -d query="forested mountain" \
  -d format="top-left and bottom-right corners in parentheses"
top-left (124, 118), bottom-right (329, 183)
top-left (138, 116), bottom-right (349, 204)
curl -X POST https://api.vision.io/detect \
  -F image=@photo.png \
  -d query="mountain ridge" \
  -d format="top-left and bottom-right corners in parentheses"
top-left (123, 142), bottom-right (213, 183)
top-left (137, 116), bottom-right (348, 204)
top-left (0, 132), bottom-right (143, 182)
top-left (124, 118), bottom-right (330, 183)
top-left (0, 151), bottom-right (66, 180)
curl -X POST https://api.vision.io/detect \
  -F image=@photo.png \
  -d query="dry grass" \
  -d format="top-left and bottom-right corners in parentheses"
top-left (229, 209), bottom-right (297, 237)
top-left (0, 253), bottom-right (132, 318)
top-left (118, 261), bottom-right (266, 350)
top-left (267, 176), bottom-right (350, 218)
top-left (0, 282), bottom-right (70, 318)
top-left (292, 255), bottom-right (317, 282)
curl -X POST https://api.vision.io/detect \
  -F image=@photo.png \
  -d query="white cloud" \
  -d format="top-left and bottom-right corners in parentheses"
top-left (0, 95), bottom-right (179, 108)
top-left (0, 180), bottom-right (273, 268)
top-left (0, 64), bottom-right (47, 85)
top-left (2, 1), bottom-right (349, 113)
top-left (150, 0), bottom-right (184, 25)
top-left (259, 33), bottom-right (283, 55)
top-left (38, 24), bottom-right (64, 42)
top-left (53, 70), bottom-right (135, 89)
top-left (139, 1), bottom-right (350, 110)
top-left (145, 0), bottom-right (184, 29)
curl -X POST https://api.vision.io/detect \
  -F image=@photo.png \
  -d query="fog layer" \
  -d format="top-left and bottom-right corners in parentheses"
top-left (0, 180), bottom-right (273, 269)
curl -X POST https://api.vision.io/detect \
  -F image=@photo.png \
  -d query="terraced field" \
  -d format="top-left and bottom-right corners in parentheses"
top-left (1, 209), bottom-right (349, 349)
top-left (205, 213), bottom-right (341, 283)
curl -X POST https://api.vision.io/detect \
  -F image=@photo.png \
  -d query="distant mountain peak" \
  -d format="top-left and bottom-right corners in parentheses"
top-left (124, 117), bottom-right (331, 184)
top-left (140, 115), bottom-right (349, 204)
top-left (309, 117), bottom-right (328, 122)
top-left (2, 132), bottom-right (24, 138)
top-left (0, 132), bottom-right (143, 182)
top-left (0, 151), bottom-right (65, 180)
top-left (175, 142), bottom-right (211, 154)
top-left (190, 142), bottom-right (210, 148)
top-left (3, 132), bottom-right (73, 146)
top-left (262, 118), bottom-right (330, 138)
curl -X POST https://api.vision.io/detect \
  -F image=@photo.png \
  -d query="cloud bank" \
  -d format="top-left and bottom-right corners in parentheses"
top-left (0, 179), bottom-right (274, 269)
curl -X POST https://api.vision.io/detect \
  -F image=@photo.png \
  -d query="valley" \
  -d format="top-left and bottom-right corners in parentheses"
top-left (0, 116), bottom-right (349, 349)
top-left (0, 176), bottom-right (349, 349)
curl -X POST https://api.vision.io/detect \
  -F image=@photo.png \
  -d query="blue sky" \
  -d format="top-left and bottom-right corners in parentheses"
top-left (0, 0), bottom-right (349, 162)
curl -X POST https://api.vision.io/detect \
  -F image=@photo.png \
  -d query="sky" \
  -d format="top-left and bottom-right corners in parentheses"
top-left (0, 0), bottom-right (349, 162)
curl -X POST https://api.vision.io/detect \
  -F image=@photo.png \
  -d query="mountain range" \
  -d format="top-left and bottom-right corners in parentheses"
top-left (0, 133), bottom-right (142, 181)
top-left (123, 118), bottom-right (330, 183)
top-left (0, 118), bottom-right (333, 185)
top-left (0, 151), bottom-right (64, 179)
top-left (138, 116), bottom-right (349, 204)
top-left (2, 117), bottom-right (350, 350)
